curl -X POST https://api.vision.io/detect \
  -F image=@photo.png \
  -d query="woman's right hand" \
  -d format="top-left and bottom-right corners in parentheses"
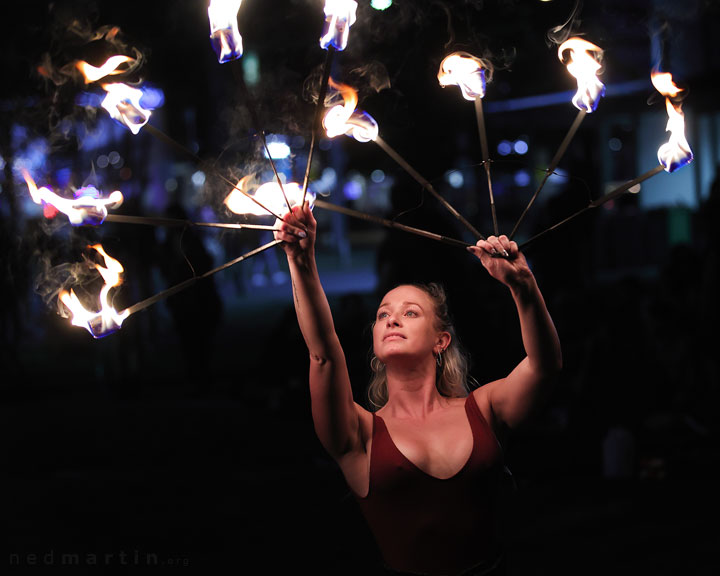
top-left (273, 202), bottom-right (315, 261)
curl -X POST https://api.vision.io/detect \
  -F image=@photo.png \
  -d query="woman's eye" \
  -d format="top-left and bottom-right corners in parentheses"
top-left (378, 312), bottom-right (388, 319)
top-left (405, 310), bottom-right (417, 317)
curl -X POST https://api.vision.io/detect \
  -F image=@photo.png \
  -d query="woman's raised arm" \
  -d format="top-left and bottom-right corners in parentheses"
top-left (274, 203), bottom-right (368, 461)
top-left (468, 235), bottom-right (563, 429)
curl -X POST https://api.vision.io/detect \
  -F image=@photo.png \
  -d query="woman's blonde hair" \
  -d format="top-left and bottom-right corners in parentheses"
top-left (367, 282), bottom-right (472, 409)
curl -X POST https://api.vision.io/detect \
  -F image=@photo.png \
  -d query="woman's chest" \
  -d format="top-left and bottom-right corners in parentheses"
top-left (381, 411), bottom-right (475, 480)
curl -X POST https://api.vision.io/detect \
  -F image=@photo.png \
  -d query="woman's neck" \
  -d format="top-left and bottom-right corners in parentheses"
top-left (383, 360), bottom-right (446, 419)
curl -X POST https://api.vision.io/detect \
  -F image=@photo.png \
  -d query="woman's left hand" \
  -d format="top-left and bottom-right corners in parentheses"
top-left (467, 235), bottom-right (533, 289)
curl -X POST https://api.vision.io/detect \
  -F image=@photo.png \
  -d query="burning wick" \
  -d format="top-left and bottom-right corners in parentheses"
top-left (22, 170), bottom-right (123, 226)
top-left (438, 52), bottom-right (497, 236)
top-left (100, 83), bottom-right (152, 134)
top-left (651, 69), bottom-right (693, 173)
top-left (559, 37), bottom-right (606, 113)
top-left (208, 0), bottom-right (244, 63)
top-left (509, 37), bottom-right (606, 240)
top-left (319, 0), bottom-right (357, 51)
top-left (225, 177), bottom-right (315, 217)
top-left (76, 55), bottom-right (134, 83)
top-left (59, 245), bottom-right (129, 338)
top-left (75, 58), bottom-right (153, 135)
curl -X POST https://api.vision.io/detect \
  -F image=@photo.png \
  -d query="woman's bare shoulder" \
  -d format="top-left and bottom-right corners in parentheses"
top-left (471, 384), bottom-right (499, 428)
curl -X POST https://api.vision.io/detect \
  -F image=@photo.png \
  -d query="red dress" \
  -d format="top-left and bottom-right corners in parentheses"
top-left (355, 393), bottom-right (505, 576)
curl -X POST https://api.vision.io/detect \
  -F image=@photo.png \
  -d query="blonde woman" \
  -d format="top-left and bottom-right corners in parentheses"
top-left (275, 203), bottom-right (562, 576)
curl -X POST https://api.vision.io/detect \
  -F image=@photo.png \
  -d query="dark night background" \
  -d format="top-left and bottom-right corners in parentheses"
top-left (2, 0), bottom-right (719, 573)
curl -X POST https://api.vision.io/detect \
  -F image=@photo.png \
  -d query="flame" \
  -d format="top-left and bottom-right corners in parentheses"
top-left (208, 0), bottom-right (244, 63)
top-left (343, 110), bottom-right (379, 143)
top-left (100, 83), bottom-right (151, 134)
top-left (59, 245), bottom-right (129, 338)
top-left (22, 170), bottom-right (123, 226)
top-left (651, 70), bottom-right (693, 173)
top-left (319, 0), bottom-right (358, 51)
top-left (437, 52), bottom-right (488, 101)
top-left (321, 80), bottom-right (379, 142)
top-left (225, 177), bottom-right (315, 216)
top-left (323, 79), bottom-right (358, 136)
top-left (558, 38), bottom-right (605, 113)
top-left (76, 55), bottom-right (134, 83)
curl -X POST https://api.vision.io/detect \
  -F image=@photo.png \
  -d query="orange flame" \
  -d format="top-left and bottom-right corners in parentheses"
top-left (651, 70), bottom-right (693, 172)
top-left (323, 79), bottom-right (358, 137)
top-left (76, 55), bottom-right (134, 83)
top-left (224, 177), bottom-right (314, 216)
top-left (22, 170), bottom-right (123, 225)
top-left (320, 79), bottom-right (379, 142)
top-left (59, 245), bottom-right (129, 338)
top-left (100, 83), bottom-right (151, 134)
top-left (558, 37), bottom-right (605, 112)
top-left (437, 52), bottom-right (488, 101)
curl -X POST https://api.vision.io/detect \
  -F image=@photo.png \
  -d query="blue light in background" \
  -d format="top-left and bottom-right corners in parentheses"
top-left (192, 171), bottom-right (206, 187)
top-left (446, 170), bottom-right (464, 189)
top-left (139, 84), bottom-right (165, 109)
top-left (55, 167), bottom-right (72, 187)
top-left (609, 137), bottom-right (623, 152)
top-left (312, 167), bottom-right (337, 196)
top-left (343, 180), bottom-right (362, 200)
top-left (514, 170), bottom-right (531, 187)
top-left (497, 140), bottom-right (513, 156)
top-left (370, 169), bottom-right (385, 183)
top-left (513, 139), bottom-right (528, 155)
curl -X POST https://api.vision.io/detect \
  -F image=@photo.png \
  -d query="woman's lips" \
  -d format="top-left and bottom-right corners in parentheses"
top-left (384, 332), bottom-right (405, 341)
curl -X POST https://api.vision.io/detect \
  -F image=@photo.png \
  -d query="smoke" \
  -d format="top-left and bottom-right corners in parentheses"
top-left (37, 15), bottom-right (145, 88)
top-left (302, 60), bottom-right (391, 109)
top-left (546, 0), bottom-right (584, 47)
top-left (32, 6), bottom-right (148, 153)
top-left (32, 245), bottom-right (105, 318)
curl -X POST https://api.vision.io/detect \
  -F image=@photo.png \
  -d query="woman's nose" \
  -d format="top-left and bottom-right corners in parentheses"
top-left (386, 314), bottom-right (400, 326)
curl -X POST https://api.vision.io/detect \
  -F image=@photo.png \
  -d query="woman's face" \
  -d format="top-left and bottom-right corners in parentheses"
top-left (372, 285), bottom-right (449, 363)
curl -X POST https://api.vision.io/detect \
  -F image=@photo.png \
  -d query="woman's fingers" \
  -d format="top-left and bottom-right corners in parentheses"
top-left (274, 208), bottom-right (309, 243)
top-left (276, 220), bottom-right (307, 240)
top-left (468, 235), bottom-right (519, 261)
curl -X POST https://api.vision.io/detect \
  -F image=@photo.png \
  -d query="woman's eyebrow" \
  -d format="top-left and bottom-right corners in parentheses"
top-left (377, 301), bottom-right (424, 310)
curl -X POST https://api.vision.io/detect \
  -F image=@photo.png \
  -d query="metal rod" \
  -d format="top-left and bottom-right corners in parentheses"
top-left (104, 214), bottom-right (278, 231)
top-left (509, 109), bottom-right (587, 240)
top-left (518, 164), bottom-right (665, 251)
top-left (314, 199), bottom-right (472, 249)
top-left (122, 239), bottom-right (283, 317)
top-left (373, 136), bottom-right (485, 240)
top-left (231, 63), bottom-right (292, 212)
top-left (302, 46), bottom-right (335, 206)
top-left (474, 98), bottom-right (498, 236)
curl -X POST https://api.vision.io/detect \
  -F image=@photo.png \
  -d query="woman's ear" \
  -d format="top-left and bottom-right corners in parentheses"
top-left (437, 331), bottom-right (451, 351)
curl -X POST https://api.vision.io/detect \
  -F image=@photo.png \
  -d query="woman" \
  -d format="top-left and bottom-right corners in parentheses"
top-left (274, 203), bottom-right (562, 576)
